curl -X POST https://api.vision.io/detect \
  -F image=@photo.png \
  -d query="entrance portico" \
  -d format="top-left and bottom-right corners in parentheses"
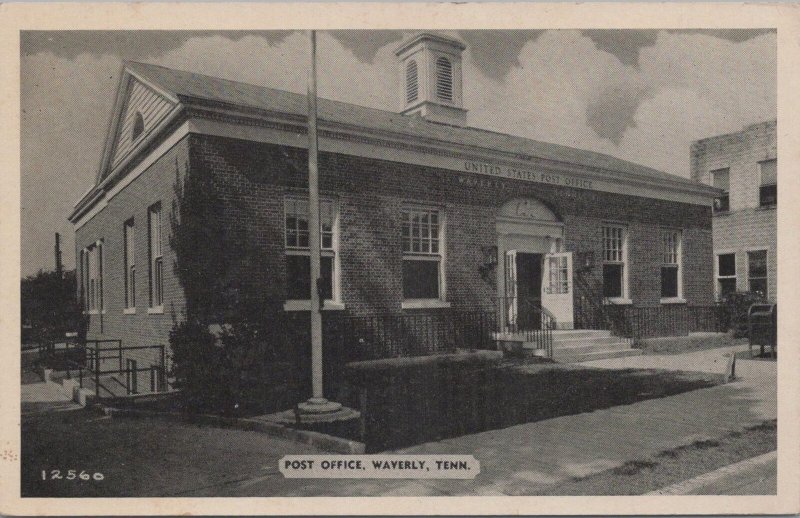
top-left (497, 198), bottom-right (574, 330)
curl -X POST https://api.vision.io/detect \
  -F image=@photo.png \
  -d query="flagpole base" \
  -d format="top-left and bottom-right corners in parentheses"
top-left (297, 397), bottom-right (342, 414)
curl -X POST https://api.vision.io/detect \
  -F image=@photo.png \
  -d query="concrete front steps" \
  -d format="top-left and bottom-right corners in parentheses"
top-left (524, 329), bottom-right (643, 363)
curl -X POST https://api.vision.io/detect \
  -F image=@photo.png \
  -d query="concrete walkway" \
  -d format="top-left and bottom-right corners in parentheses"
top-left (21, 381), bottom-right (81, 416)
top-left (581, 344), bottom-right (752, 375)
top-left (207, 351), bottom-right (776, 496)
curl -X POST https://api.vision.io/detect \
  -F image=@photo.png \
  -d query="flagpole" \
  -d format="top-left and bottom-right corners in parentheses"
top-left (299, 30), bottom-right (341, 415)
top-left (308, 29), bottom-right (323, 401)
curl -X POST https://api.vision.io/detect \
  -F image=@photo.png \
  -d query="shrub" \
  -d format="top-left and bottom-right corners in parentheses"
top-left (721, 291), bottom-right (768, 338)
top-left (169, 317), bottom-right (298, 416)
top-left (168, 319), bottom-right (219, 414)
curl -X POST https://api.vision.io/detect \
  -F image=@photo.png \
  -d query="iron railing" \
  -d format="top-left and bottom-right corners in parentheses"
top-left (74, 342), bottom-right (167, 398)
top-left (492, 296), bottom-right (554, 357)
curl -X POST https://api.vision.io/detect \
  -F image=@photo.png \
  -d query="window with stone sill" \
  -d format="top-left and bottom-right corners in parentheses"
top-left (602, 224), bottom-right (627, 300)
top-left (661, 230), bottom-right (682, 300)
top-left (401, 206), bottom-right (444, 300)
top-left (284, 196), bottom-right (337, 302)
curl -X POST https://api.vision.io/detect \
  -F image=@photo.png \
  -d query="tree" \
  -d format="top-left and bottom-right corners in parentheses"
top-left (21, 269), bottom-right (86, 346)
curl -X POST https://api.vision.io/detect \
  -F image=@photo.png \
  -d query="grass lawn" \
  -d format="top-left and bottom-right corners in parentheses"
top-left (355, 357), bottom-right (721, 451)
top-left (533, 420), bottom-right (777, 495)
top-left (637, 333), bottom-right (748, 355)
top-left (21, 408), bottom-right (322, 497)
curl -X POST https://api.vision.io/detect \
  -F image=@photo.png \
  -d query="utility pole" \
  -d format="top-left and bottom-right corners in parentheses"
top-left (54, 232), bottom-right (63, 278)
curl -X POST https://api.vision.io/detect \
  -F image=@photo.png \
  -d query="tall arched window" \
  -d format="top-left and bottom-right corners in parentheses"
top-left (435, 57), bottom-right (453, 102)
top-left (132, 112), bottom-right (145, 141)
top-left (406, 60), bottom-right (418, 104)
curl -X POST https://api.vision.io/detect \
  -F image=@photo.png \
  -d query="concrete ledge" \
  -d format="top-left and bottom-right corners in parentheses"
top-left (646, 450), bottom-right (776, 495)
top-left (96, 406), bottom-right (365, 454)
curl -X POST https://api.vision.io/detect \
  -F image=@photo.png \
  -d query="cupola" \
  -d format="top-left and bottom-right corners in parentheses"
top-left (395, 33), bottom-right (467, 126)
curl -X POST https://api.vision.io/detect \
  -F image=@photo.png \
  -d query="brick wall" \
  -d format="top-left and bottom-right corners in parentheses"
top-left (690, 120), bottom-right (777, 301)
top-left (75, 132), bottom-right (715, 351)
top-left (75, 136), bottom-right (189, 362)
top-left (193, 134), bottom-right (713, 313)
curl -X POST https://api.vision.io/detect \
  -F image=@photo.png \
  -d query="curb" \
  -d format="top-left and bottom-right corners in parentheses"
top-left (95, 405), bottom-right (366, 455)
top-left (645, 450), bottom-right (777, 495)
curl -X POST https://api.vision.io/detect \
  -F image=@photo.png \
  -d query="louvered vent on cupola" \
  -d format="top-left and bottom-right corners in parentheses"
top-left (406, 60), bottom-right (419, 104)
top-left (395, 33), bottom-right (467, 126)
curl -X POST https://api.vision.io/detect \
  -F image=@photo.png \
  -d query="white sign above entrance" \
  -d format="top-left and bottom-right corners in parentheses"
top-left (463, 161), bottom-right (594, 190)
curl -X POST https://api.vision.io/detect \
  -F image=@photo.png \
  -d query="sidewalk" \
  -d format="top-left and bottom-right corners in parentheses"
top-left (206, 351), bottom-right (776, 496)
top-left (21, 381), bottom-right (81, 416)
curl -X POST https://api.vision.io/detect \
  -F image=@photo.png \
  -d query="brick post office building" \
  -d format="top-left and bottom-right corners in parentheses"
top-left (69, 34), bottom-right (721, 367)
top-left (690, 121), bottom-right (777, 303)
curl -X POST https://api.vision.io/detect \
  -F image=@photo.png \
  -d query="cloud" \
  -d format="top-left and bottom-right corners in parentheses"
top-left (19, 30), bottom-right (776, 275)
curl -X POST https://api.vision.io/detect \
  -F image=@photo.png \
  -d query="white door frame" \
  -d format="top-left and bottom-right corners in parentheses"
top-left (496, 198), bottom-right (571, 330)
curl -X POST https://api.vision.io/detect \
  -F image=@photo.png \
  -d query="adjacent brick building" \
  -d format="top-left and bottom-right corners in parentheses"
top-left (690, 120), bottom-right (777, 302)
top-left (70, 34), bottom-right (720, 362)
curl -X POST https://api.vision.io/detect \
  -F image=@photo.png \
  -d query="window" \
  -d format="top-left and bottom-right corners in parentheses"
top-left (84, 242), bottom-right (103, 313)
top-left (711, 168), bottom-right (730, 212)
top-left (148, 203), bottom-right (163, 308)
top-left (602, 225), bottom-right (627, 300)
top-left (717, 253), bottom-right (737, 299)
top-left (661, 230), bottom-right (682, 300)
top-left (132, 112), bottom-right (144, 141)
top-left (759, 159), bottom-right (777, 207)
top-left (547, 255), bottom-right (569, 294)
top-left (406, 60), bottom-right (418, 104)
top-left (435, 57), bottom-right (453, 102)
top-left (79, 249), bottom-right (87, 310)
top-left (284, 196), bottom-right (337, 302)
top-left (124, 219), bottom-right (136, 309)
top-left (748, 250), bottom-right (768, 298)
top-left (402, 206), bottom-right (443, 300)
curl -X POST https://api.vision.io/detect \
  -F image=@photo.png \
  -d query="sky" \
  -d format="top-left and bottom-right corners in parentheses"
top-left (20, 29), bottom-right (776, 276)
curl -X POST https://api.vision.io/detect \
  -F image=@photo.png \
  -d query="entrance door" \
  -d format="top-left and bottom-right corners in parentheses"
top-left (542, 252), bottom-right (574, 330)
top-left (516, 252), bottom-right (543, 330)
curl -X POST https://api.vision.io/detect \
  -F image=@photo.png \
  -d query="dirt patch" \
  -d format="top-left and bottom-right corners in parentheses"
top-left (535, 419), bottom-right (777, 495)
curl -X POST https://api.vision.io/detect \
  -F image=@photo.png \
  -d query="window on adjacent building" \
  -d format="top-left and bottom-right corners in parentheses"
top-left (284, 196), bottom-right (336, 302)
top-left (602, 225), bottom-right (627, 300)
top-left (717, 253), bottom-right (737, 299)
top-left (759, 159), bottom-right (777, 207)
top-left (148, 203), bottom-right (163, 308)
top-left (661, 230), bottom-right (682, 300)
top-left (406, 60), bottom-right (418, 104)
top-left (124, 218), bottom-right (136, 309)
top-left (435, 57), bottom-right (453, 102)
top-left (84, 242), bottom-right (103, 313)
top-left (748, 250), bottom-right (768, 298)
top-left (402, 206), bottom-right (443, 300)
top-left (711, 168), bottom-right (730, 213)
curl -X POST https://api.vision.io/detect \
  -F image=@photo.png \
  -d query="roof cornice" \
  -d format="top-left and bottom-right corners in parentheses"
top-left (182, 98), bottom-right (720, 199)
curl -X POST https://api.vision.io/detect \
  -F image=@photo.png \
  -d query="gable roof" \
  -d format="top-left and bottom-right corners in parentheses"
top-left (73, 60), bottom-right (719, 224)
top-left (124, 61), bottom-right (705, 190)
